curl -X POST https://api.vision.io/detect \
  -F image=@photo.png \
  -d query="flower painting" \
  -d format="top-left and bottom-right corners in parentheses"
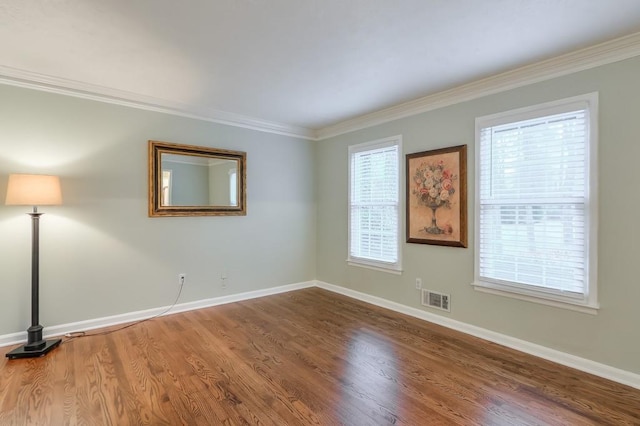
top-left (406, 145), bottom-right (467, 247)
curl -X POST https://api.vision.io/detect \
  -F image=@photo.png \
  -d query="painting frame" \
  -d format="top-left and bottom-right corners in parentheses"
top-left (406, 144), bottom-right (467, 247)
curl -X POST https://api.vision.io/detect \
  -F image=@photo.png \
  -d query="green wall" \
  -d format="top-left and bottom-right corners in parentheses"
top-left (0, 84), bottom-right (316, 335)
top-left (316, 56), bottom-right (640, 374)
top-left (161, 160), bottom-right (209, 205)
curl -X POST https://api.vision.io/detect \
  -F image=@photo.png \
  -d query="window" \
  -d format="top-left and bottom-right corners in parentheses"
top-left (348, 136), bottom-right (402, 273)
top-left (474, 93), bottom-right (598, 313)
top-left (229, 168), bottom-right (237, 206)
top-left (162, 170), bottom-right (172, 206)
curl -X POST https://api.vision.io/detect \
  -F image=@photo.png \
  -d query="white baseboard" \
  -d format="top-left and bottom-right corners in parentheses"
top-left (3, 278), bottom-right (638, 391)
top-left (0, 281), bottom-right (315, 348)
top-left (0, 331), bottom-right (26, 349)
top-left (314, 280), bottom-right (640, 390)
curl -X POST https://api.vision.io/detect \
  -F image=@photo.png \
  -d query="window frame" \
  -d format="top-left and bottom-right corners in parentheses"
top-left (473, 93), bottom-right (599, 314)
top-left (347, 135), bottom-right (403, 274)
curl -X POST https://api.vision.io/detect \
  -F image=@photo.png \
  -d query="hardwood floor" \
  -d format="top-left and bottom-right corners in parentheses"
top-left (1, 287), bottom-right (639, 425)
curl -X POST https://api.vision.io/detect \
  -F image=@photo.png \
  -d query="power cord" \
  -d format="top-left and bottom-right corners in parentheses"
top-left (61, 279), bottom-right (185, 344)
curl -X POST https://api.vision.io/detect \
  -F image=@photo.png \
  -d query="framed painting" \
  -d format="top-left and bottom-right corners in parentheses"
top-left (406, 145), bottom-right (467, 247)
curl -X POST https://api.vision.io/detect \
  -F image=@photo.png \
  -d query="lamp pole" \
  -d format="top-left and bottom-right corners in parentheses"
top-left (24, 208), bottom-right (45, 350)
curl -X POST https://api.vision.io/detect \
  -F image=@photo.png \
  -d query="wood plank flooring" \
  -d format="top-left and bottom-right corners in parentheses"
top-left (1, 287), bottom-right (639, 425)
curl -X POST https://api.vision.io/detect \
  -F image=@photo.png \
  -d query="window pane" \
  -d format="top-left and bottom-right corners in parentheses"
top-left (477, 99), bottom-right (593, 300)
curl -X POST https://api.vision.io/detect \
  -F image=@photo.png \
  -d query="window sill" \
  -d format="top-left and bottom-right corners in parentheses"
top-left (472, 281), bottom-right (599, 315)
top-left (347, 260), bottom-right (402, 275)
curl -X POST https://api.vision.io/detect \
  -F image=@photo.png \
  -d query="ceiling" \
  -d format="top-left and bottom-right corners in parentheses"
top-left (2, 1), bottom-right (640, 138)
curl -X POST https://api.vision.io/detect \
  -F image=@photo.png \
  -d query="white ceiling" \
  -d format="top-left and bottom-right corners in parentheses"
top-left (2, 1), bottom-right (640, 137)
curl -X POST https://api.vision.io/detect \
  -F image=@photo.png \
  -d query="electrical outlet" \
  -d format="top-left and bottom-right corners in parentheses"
top-left (178, 273), bottom-right (186, 286)
top-left (415, 278), bottom-right (422, 290)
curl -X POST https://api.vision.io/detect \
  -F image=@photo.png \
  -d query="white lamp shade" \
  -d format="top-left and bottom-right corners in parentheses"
top-left (5, 174), bottom-right (63, 206)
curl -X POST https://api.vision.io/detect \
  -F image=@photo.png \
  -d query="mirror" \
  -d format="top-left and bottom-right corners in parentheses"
top-left (149, 140), bottom-right (246, 216)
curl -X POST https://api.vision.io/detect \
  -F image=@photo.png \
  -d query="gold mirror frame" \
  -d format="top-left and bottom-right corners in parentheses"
top-left (148, 140), bottom-right (247, 217)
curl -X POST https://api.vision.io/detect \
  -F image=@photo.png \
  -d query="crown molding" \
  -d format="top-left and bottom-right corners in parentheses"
top-left (316, 31), bottom-right (640, 140)
top-left (0, 65), bottom-right (316, 140)
top-left (2, 32), bottom-right (640, 142)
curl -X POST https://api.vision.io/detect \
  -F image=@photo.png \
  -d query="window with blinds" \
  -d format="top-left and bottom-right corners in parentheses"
top-left (348, 136), bottom-right (402, 272)
top-left (474, 94), bottom-right (598, 312)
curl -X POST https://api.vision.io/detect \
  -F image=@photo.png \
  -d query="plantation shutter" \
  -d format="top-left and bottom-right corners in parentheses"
top-left (349, 141), bottom-right (399, 266)
top-left (478, 107), bottom-right (589, 297)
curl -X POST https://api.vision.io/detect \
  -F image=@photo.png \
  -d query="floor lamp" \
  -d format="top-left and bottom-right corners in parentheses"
top-left (5, 174), bottom-right (63, 359)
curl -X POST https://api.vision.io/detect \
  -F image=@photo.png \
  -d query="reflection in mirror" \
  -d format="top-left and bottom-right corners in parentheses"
top-left (160, 154), bottom-right (238, 207)
top-left (149, 141), bottom-right (246, 217)
top-left (162, 170), bottom-right (172, 205)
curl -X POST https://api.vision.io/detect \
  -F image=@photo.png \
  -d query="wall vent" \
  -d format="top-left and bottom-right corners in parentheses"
top-left (421, 289), bottom-right (451, 312)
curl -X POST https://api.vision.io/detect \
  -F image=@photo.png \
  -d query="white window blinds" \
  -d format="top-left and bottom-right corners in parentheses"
top-left (476, 95), bottom-right (597, 307)
top-left (348, 137), bottom-right (401, 271)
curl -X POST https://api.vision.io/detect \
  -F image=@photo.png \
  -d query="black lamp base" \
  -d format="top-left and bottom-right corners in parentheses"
top-left (5, 338), bottom-right (61, 359)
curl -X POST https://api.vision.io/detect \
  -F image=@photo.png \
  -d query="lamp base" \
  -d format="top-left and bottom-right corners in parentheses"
top-left (5, 338), bottom-right (62, 359)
